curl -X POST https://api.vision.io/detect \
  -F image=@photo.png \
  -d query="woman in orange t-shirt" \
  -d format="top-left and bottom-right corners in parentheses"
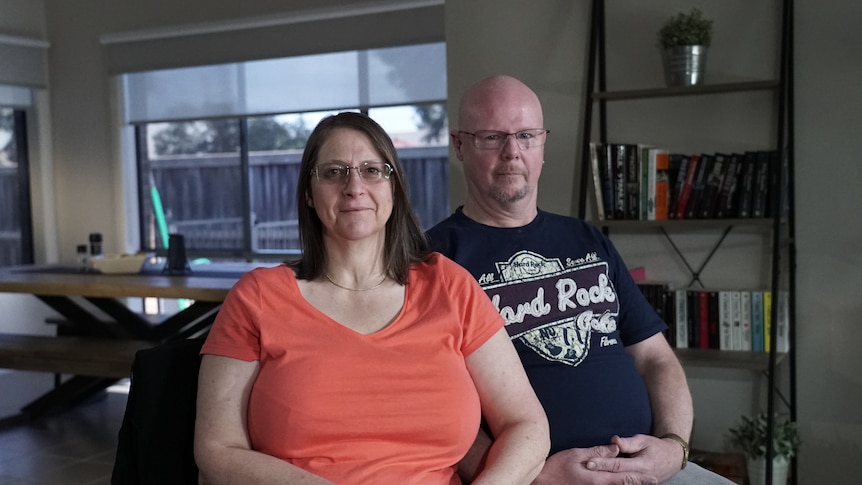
top-left (194, 112), bottom-right (549, 485)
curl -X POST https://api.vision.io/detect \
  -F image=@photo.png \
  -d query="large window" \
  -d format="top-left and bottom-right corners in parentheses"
top-left (0, 106), bottom-right (34, 266)
top-left (127, 43), bottom-right (449, 258)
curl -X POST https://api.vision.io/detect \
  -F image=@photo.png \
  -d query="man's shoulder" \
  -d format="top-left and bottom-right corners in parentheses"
top-left (427, 209), bottom-right (467, 234)
top-left (426, 208), bottom-right (603, 247)
top-left (535, 209), bottom-right (600, 235)
top-left (425, 209), bottom-right (475, 254)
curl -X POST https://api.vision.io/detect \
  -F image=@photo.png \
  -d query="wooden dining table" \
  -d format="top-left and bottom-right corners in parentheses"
top-left (0, 261), bottom-right (263, 340)
top-left (0, 260), bottom-right (275, 423)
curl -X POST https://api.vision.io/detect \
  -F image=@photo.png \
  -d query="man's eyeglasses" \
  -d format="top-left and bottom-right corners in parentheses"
top-left (458, 129), bottom-right (550, 150)
top-left (311, 161), bottom-right (393, 185)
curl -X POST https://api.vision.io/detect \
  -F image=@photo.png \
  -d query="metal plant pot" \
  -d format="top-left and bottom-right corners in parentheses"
top-left (746, 456), bottom-right (790, 485)
top-left (662, 45), bottom-right (708, 87)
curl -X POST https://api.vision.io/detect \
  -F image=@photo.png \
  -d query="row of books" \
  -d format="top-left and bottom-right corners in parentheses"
top-left (590, 143), bottom-right (780, 221)
top-left (638, 284), bottom-right (790, 353)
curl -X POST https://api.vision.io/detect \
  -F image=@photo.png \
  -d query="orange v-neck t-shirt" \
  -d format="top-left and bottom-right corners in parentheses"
top-left (201, 253), bottom-right (503, 484)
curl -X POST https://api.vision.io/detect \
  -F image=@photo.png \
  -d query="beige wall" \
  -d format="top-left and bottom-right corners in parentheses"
top-left (0, 0), bottom-right (44, 36)
top-left (446, 1), bottom-right (862, 484)
top-left (795, 1), bottom-right (862, 481)
top-left (445, 1), bottom-right (586, 217)
top-left (3, 0), bottom-right (861, 482)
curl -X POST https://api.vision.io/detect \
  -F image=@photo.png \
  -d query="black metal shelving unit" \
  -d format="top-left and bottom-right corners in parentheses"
top-left (575, 1), bottom-right (797, 483)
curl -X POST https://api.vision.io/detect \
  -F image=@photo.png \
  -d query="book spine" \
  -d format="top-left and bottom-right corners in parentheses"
top-left (740, 291), bottom-right (753, 351)
top-left (613, 144), bottom-right (627, 220)
top-left (751, 290), bottom-right (764, 352)
top-left (641, 145), bottom-right (652, 221)
top-left (687, 290), bottom-right (699, 348)
top-left (655, 151), bottom-right (670, 220)
top-left (719, 290), bottom-right (733, 351)
top-left (589, 143), bottom-right (606, 220)
top-left (600, 143), bottom-right (615, 220)
top-left (731, 291), bottom-right (742, 351)
top-left (675, 289), bottom-right (688, 349)
top-left (708, 291), bottom-right (720, 349)
top-left (625, 144), bottom-right (640, 220)
top-left (667, 154), bottom-right (688, 220)
top-left (646, 147), bottom-right (657, 220)
top-left (698, 290), bottom-right (710, 349)
top-left (699, 153), bottom-right (727, 219)
top-left (675, 155), bottom-right (699, 219)
top-left (752, 151), bottom-right (771, 218)
top-left (663, 289), bottom-right (676, 344)
top-left (737, 151), bottom-right (757, 218)
top-left (763, 290), bottom-right (773, 351)
top-left (686, 153), bottom-right (713, 219)
top-left (714, 153), bottom-right (741, 219)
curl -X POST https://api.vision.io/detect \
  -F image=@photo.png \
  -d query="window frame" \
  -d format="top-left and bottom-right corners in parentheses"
top-left (135, 104), bottom-right (449, 260)
top-left (0, 108), bottom-right (35, 266)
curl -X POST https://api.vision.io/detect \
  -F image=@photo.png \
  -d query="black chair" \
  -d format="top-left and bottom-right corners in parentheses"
top-left (112, 338), bottom-right (205, 485)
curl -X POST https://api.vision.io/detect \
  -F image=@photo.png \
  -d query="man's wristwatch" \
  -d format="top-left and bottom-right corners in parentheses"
top-left (660, 433), bottom-right (689, 470)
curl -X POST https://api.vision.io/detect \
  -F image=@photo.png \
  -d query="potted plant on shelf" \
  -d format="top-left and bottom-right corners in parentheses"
top-left (728, 412), bottom-right (801, 485)
top-left (657, 7), bottom-right (713, 87)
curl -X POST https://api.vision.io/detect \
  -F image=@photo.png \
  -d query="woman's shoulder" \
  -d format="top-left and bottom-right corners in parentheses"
top-left (420, 251), bottom-right (458, 270)
top-left (234, 264), bottom-right (295, 288)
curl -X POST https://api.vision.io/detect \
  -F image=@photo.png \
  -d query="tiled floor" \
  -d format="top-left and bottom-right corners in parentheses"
top-left (0, 371), bottom-right (129, 485)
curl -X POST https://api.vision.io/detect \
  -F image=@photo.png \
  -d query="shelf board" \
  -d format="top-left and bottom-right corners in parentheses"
top-left (588, 218), bottom-right (775, 232)
top-left (591, 80), bottom-right (780, 101)
top-left (675, 348), bottom-right (787, 371)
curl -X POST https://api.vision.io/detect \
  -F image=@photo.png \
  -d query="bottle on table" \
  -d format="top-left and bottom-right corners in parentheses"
top-left (89, 233), bottom-right (103, 258)
top-left (76, 244), bottom-right (89, 271)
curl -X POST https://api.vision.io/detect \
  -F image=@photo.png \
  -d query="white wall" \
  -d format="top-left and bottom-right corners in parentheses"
top-left (2, 0), bottom-right (860, 482)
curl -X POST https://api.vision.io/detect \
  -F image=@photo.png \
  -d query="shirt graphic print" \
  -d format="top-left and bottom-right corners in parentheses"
top-left (481, 250), bottom-right (620, 367)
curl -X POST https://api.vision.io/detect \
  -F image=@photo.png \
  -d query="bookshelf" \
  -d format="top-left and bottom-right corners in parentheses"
top-left (675, 348), bottom-right (786, 371)
top-left (576, 1), bottom-right (796, 483)
top-left (591, 80), bottom-right (779, 101)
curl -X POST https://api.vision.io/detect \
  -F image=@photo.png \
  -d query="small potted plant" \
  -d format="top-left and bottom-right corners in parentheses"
top-left (657, 8), bottom-right (714, 86)
top-left (728, 412), bottom-right (801, 485)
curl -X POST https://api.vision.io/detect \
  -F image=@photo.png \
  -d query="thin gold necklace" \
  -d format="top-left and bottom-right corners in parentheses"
top-left (324, 272), bottom-right (387, 292)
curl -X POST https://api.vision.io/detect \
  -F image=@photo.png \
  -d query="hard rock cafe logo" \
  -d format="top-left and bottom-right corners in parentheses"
top-left (495, 250), bottom-right (564, 281)
top-left (484, 250), bottom-right (619, 366)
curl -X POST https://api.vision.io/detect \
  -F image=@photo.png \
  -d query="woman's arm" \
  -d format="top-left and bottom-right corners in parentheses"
top-left (194, 354), bottom-right (336, 485)
top-left (465, 328), bottom-right (550, 485)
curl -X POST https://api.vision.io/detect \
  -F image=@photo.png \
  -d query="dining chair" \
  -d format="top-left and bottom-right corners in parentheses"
top-left (112, 338), bottom-right (204, 485)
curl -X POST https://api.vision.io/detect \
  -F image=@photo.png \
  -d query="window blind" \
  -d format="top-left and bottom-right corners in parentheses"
top-left (122, 42), bottom-right (446, 124)
top-left (0, 35), bottom-right (49, 89)
top-left (102, 3), bottom-right (443, 75)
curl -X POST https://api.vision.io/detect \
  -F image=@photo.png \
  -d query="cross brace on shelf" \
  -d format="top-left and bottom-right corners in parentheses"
top-left (659, 225), bottom-right (735, 288)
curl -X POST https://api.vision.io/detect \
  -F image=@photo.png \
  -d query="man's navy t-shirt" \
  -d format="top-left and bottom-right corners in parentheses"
top-left (427, 208), bottom-right (667, 453)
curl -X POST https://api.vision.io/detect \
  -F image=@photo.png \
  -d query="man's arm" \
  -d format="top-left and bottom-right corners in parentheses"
top-left (581, 333), bottom-right (692, 483)
top-left (576, 333), bottom-right (692, 484)
top-left (458, 427), bottom-right (658, 485)
top-left (626, 333), bottom-right (693, 441)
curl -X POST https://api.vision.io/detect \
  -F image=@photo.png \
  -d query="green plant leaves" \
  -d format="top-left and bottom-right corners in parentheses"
top-left (728, 412), bottom-right (801, 459)
top-left (658, 8), bottom-right (714, 48)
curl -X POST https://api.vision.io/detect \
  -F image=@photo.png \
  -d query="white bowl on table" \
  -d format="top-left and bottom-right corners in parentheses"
top-left (90, 253), bottom-right (149, 274)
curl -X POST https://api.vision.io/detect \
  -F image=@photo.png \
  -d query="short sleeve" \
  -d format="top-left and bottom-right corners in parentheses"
top-left (200, 270), bottom-right (263, 362)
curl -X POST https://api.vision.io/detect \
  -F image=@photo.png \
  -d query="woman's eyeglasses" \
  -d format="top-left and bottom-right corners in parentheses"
top-left (311, 161), bottom-right (393, 185)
